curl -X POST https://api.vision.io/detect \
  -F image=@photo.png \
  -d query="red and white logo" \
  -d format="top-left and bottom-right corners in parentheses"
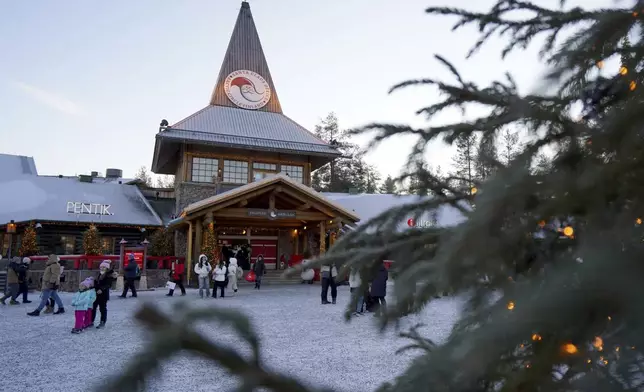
top-left (223, 70), bottom-right (271, 110)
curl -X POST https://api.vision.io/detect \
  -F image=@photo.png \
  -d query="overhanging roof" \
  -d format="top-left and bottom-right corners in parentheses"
top-left (173, 174), bottom-right (360, 225)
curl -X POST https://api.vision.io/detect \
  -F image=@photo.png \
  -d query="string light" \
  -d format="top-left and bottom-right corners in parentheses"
top-left (620, 66), bottom-right (628, 75)
top-left (608, 316), bottom-right (612, 321)
top-left (563, 226), bottom-right (574, 237)
top-left (532, 333), bottom-right (542, 341)
top-left (615, 346), bottom-right (620, 352)
top-left (636, 218), bottom-right (642, 225)
top-left (507, 301), bottom-right (515, 310)
top-left (593, 337), bottom-right (603, 351)
top-left (587, 358), bottom-right (592, 364)
top-left (525, 363), bottom-right (531, 369)
top-left (471, 187), bottom-right (478, 195)
top-left (630, 81), bottom-right (637, 91)
top-left (634, 11), bottom-right (639, 17)
top-left (563, 343), bottom-right (578, 354)
top-left (538, 220), bottom-right (546, 228)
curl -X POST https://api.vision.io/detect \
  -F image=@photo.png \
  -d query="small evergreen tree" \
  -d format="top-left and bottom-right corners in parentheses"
top-left (149, 228), bottom-right (175, 256)
top-left (18, 222), bottom-right (39, 257)
top-left (452, 133), bottom-right (478, 192)
top-left (201, 224), bottom-right (219, 264)
top-left (379, 175), bottom-right (397, 194)
top-left (82, 224), bottom-right (103, 256)
top-left (475, 134), bottom-right (498, 180)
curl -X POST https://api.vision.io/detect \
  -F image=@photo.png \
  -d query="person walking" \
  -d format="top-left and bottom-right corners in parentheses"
top-left (28, 255), bottom-right (65, 316)
top-left (167, 260), bottom-right (186, 296)
top-left (320, 263), bottom-right (338, 305)
top-left (349, 268), bottom-right (364, 316)
top-left (227, 257), bottom-right (241, 295)
top-left (1, 257), bottom-right (21, 305)
top-left (91, 261), bottom-right (118, 329)
top-left (370, 261), bottom-right (389, 317)
top-left (15, 257), bottom-right (32, 304)
top-left (119, 254), bottom-right (139, 298)
top-left (212, 260), bottom-right (227, 298)
top-left (253, 255), bottom-right (266, 290)
top-left (83, 278), bottom-right (96, 330)
top-left (194, 254), bottom-right (212, 298)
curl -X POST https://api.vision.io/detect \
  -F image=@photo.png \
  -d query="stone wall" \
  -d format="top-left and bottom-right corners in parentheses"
top-left (175, 229), bottom-right (187, 258)
top-left (175, 182), bottom-right (219, 212)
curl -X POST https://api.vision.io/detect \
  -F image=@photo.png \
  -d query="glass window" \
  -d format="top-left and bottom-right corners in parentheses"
top-left (280, 165), bottom-right (304, 183)
top-left (223, 160), bottom-right (249, 184)
top-left (253, 162), bottom-right (277, 171)
top-left (102, 238), bottom-right (113, 254)
top-left (191, 157), bottom-right (219, 183)
top-left (60, 235), bottom-right (75, 254)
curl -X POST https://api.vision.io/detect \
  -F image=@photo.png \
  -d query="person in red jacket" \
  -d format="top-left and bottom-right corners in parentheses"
top-left (166, 260), bottom-right (186, 296)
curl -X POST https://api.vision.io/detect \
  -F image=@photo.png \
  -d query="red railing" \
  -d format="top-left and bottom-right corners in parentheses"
top-left (28, 255), bottom-right (184, 270)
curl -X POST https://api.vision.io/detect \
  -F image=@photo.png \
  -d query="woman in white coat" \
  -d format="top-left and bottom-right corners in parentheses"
top-left (212, 261), bottom-right (227, 299)
top-left (227, 257), bottom-right (240, 295)
top-left (194, 254), bottom-right (212, 298)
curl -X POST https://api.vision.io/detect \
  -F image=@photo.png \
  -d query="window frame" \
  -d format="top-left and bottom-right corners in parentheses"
top-left (252, 162), bottom-right (278, 182)
top-left (191, 157), bottom-right (220, 184)
top-left (59, 235), bottom-right (76, 255)
top-left (280, 164), bottom-right (304, 183)
top-left (222, 159), bottom-right (249, 184)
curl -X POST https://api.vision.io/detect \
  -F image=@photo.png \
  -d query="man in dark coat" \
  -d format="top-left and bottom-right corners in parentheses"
top-left (253, 255), bottom-right (266, 289)
top-left (0, 257), bottom-right (21, 305)
top-left (119, 254), bottom-right (139, 298)
top-left (369, 262), bottom-right (389, 316)
top-left (15, 257), bottom-right (32, 303)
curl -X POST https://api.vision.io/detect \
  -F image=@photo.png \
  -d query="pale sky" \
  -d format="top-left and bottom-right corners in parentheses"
top-left (0, 0), bottom-right (612, 181)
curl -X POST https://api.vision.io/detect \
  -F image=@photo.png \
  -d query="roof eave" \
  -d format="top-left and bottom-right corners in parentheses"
top-left (156, 132), bottom-right (341, 159)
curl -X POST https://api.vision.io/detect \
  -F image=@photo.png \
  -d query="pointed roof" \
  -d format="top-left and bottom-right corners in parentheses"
top-left (151, 1), bottom-right (340, 174)
top-left (209, 1), bottom-right (282, 113)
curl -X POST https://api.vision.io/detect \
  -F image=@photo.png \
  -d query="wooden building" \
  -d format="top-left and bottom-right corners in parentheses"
top-left (151, 1), bottom-right (361, 278)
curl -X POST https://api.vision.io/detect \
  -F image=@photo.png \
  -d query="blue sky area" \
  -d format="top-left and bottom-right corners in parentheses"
top-left (0, 0), bottom-right (612, 180)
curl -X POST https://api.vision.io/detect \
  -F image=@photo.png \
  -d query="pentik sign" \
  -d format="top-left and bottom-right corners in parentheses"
top-left (66, 202), bottom-right (113, 216)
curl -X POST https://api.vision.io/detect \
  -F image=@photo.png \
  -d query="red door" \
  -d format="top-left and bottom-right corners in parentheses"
top-left (251, 240), bottom-right (277, 267)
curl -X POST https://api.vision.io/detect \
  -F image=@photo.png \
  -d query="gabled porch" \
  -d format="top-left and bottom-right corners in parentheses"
top-left (169, 174), bottom-right (360, 282)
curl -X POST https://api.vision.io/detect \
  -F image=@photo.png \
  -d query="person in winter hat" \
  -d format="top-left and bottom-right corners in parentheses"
top-left (82, 278), bottom-right (96, 329)
top-left (349, 267), bottom-right (364, 316)
top-left (252, 255), bottom-right (266, 290)
top-left (15, 257), bottom-right (32, 304)
top-left (28, 255), bottom-right (65, 316)
top-left (119, 253), bottom-right (138, 298)
top-left (369, 261), bottom-right (389, 317)
top-left (91, 260), bottom-right (117, 329)
top-left (70, 280), bottom-right (91, 334)
top-left (212, 260), bottom-right (227, 298)
top-left (0, 257), bottom-right (22, 305)
top-left (194, 254), bottom-right (212, 298)
top-left (227, 257), bottom-right (240, 295)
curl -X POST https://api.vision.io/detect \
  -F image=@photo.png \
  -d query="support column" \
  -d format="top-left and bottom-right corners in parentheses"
top-left (139, 239), bottom-right (149, 290)
top-left (195, 218), bottom-right (203, 261)
top-left (115, 239), bottom-right (127, 291)
top-left (186, 222), bottom-right (193, 285)
top-left (294, 230), bottom-right (299, 255)
top-left (319, 220), bottom-right (326, 256)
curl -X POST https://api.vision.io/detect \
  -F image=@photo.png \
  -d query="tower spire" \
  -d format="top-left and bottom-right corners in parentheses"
top-left (209, 1), bottom-right (282, 113)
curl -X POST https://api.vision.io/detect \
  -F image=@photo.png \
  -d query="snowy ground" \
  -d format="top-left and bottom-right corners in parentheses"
top-left (0, 285), bottom-right (463, 392)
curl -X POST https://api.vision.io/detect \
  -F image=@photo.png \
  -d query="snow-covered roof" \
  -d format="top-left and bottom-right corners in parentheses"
top-left (0, 175), bottom-right (163, 226)
top-left (321, 193), bottom-right (466, 230)
top-left (0, 153), bottom-right (38, 180)
top-left (38, 175), bottom-right (136, 184)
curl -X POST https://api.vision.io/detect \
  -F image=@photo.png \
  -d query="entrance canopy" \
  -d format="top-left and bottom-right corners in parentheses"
top-left (170, 174), bottom-right (360, 229)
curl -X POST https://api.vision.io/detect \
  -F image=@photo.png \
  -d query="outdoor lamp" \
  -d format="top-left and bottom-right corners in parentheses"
top-left (142, 239), bottom-right (150, 246)
top-left (35, 223), bottom-right (42, 229)
top-left (7, 220), bottom-right (16, 234)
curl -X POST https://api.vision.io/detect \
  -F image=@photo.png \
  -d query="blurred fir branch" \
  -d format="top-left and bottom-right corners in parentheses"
top-left (104, 1), bottom-right (644, 391)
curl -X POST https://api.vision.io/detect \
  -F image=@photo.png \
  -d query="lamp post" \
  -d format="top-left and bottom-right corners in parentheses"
top-left (116, 238), bottom-right (127, 291)
top-left (140, 239), bottom-right (149, 290)
top-left (6, 220), bottom-right (16, 259)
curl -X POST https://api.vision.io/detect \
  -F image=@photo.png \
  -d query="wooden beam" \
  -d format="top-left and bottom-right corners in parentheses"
top-left (269, 193), bottom-right (276, 210)
top-left (210, 220), bottom-right (302, 228)
top-left (194, 219), bottom-right (203, 261)
top-left (213, 208), bottom-right (327, 221)
top-left (279, 187), bottom-right (335, 217)
top-left (188, 185), bottom-right (277, 219)
top-left (238, 200), bottom-right (248, 207)
top-left (186, 222), bottom-right (193, 285)
top-left (296, 203), bottom-right (310, 211)
top-left (319, 220), bottom-right (326, 255)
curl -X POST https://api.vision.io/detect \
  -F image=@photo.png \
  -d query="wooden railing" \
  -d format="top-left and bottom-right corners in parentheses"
top-left (27, 255), bottom-right (184, 270)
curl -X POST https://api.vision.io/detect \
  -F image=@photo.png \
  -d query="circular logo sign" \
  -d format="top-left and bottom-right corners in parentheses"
top-left (223, 70), bottom-right (271, 110)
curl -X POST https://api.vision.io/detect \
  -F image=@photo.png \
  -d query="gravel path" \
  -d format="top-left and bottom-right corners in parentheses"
top-left (0, 285), bottom-right (462, 392)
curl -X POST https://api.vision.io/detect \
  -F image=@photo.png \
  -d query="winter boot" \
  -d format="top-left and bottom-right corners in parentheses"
top-left (54, 308), bottom-right (65, 315)
top-left (321, 299), bottom-right (330, 305)
top-left (27, 310), bottom-right (40, 316)
top-left (9, 300), bottom-right (20, 305)
top-left (71, 328), bottom-right (81, 334)
top-left (0, 297), bottom-right (6, 305)
top-left (23, 300), bottom-right (32, 304)
top-left (332, 299), bottom-right (336, 305)
top-left (96, 322), bottom-right (106, 329)
top-left (43, 305), bottom-right (54, 314)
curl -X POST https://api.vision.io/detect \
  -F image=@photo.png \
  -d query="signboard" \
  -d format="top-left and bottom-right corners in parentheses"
top-left (66, 202), bottom-right (113, 216)
top-left (247, 209), bottom-right (296, 220)
top-left (125, 249), bottom-right (144, 269)
top-left (223, 70), bottom-right (271, 110)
